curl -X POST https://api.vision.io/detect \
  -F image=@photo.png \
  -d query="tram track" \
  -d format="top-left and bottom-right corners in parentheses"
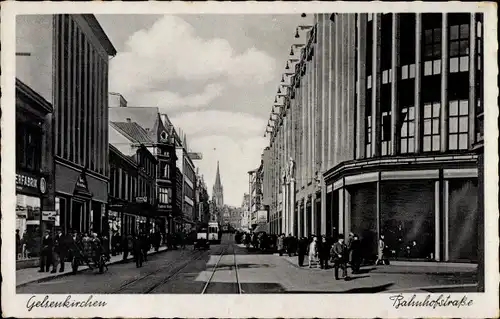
top-left (201, 243), bottom-right (242, 294)
top-left (115, 249), bottom-right (206, 293)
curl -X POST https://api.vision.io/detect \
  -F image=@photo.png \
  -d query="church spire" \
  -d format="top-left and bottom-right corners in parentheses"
top-left (215, 161), bottom-right (221, 188)
top-left (212, 160), bottom-right (224, 207)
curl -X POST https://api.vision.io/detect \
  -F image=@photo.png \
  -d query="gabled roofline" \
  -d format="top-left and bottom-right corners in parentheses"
top-left (16, 78), bottom-right (53, 114)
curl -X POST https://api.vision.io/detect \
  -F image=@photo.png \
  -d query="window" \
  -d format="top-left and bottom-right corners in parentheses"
top-left (400, 106), bottom-right (416, 154)
top-left (381, 111), bottom-right (392, 156)
top-left (365, 115), bottom-right (372, 158)
top-left (423, 102), bottom-right (441, 152)
top-left (449, 100), bottom-right (469, 150)
top-left (161, 162), bottom-right (170, 179)
top-left (16, 123), bottom-right (42, 172)
top-left (476, 14), bottom-right (484, 142)
top-left (158, 187), bottom-right (172, 204)
top-left (423, 27), bottom-right (442, 60)
top-left (449, 23), bottom-right (469, 73)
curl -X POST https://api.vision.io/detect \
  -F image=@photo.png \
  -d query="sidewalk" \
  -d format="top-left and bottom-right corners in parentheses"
top-left (279, 254), bottom-right (478, 274)
top-left (16, 246), bottom-right (168, 287)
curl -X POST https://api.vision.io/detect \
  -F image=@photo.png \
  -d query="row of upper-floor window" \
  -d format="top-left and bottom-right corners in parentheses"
top-left (55, 14), bottom-right (108, 176)
top-left (365, 98), bottom-right (476, 157)
top-left (365, 13), bottom-right (482, 75)
top-left (183, 159), bottom-right (196, 183)
top-left (137, 152), bottom-right (156, 178)
top-left (184, 182), bottom-right (194, 199)
top-left (109, 166), bottom-right (155, 204)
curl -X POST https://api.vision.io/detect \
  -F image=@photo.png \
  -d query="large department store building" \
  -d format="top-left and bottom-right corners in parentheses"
top-left (264, 13), bottom-right (484, 263)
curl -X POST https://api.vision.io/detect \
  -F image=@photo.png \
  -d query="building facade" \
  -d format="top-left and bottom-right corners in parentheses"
top-left (17, 14), bottom-right (117, 235)
top-left (240, 193), bottom-right (251, 230)
top-left (248, 162), bottom-right (264, 228)
top-left (109, 102), bottom-right (177, 234)
top-left (108, 143), bottom-right (158, 237)
top-left (263, 13), bottom-right (483, 262)
top-left (195, 171), bottom-right (210, 224)
top-left (15, 79), bottom-right (55, 258)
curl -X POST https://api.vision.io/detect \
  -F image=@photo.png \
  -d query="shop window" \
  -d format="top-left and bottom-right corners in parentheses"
top-left (400, 106), bottom-right (416, 154)
top-left (16, 194), bottom-right (42, 258)
top-left (423, 102), bottom-right (441, 152)
top-left (449, 100), bottom-right (469, 150)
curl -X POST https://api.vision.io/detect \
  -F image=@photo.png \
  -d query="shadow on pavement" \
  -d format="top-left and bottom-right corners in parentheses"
top-left (216, 263), bottom-right (273, 271)
top-left (285, 283), bottom-right (395, 294)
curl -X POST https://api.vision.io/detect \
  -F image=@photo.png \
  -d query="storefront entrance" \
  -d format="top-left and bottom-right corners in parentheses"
top-left (70, 199), bottom-right (86, 233)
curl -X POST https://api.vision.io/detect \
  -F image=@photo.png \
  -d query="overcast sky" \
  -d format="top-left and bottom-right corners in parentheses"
top-left (96, 14), bottom-right (312, 206)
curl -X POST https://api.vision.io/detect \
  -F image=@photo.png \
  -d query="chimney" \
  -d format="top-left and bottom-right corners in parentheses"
top-left (126, 118), bottom-right (131, 123)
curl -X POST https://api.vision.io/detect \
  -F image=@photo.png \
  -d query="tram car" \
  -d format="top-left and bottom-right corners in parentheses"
top-left (208, 222), bottom-right (221, 244)
top-left (194, 226), bottom-right (210, 250)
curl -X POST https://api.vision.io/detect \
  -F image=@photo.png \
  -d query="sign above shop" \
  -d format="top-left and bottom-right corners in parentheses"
top-left (42, 211), bottom-right (56, 222)
top-left (136, 197), bottom-right (148, 203)
top-left (74, 171), bottom-right (90, 194)
top-left (16, 173), bottom-right (47, 194)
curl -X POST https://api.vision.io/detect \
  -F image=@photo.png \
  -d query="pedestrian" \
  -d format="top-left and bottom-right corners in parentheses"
top-left (133, 234), bottom-right (143, 268)
top-left (297, 236), bottom-right (308, 267)
top-left (375, 235), bottom-right (389, 265)
top-left (331, 235), bottom-right (348, 280)
top-left (140, 231), bottom-right (150, 262)
top-left (39, 230), bottom-right (53, 273)
top-left (318, 236), bottom-right (330, 269)
top-left (308, 236), bottom-right (319, 268)
top-left (16, 229), bottom-right (22, 260)
top-left (277, 234), bottom-right (284, 256)
top-left (349, 234), bottom-right (362, 274)
top-left (53, 228), bottom-right (69, 272)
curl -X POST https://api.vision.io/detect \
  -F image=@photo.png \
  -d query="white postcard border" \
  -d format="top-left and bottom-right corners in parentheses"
top-left (1, 1), bottom-right (498, 318)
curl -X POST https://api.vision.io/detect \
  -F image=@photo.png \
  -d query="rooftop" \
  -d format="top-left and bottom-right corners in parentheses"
top-left (110, 121), bottom-right (153, 144)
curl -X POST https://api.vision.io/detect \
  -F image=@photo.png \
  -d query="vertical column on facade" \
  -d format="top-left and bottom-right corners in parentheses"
top-left (320, 184), bottom-right (327, 235)
top-left (310, 193), bottom-right (316, 235)
top-left (66, 18), bottom-right (73, 161)
top-left (303, 199), bottom-right (308, 236)
top-left (290, 181), bottom-right (296, 235)
top-left (443, 180), bottom-right (450, 261)
top-left (356, 14), bottom-right (367, 160)
top-left (90, 46), bottom-right (97, 171)
top-left (297, 199), bottom-right (302, 238)
top-left (338, 188), bottom-right (344, 235)
top-left (376, 176), bottom-right (381, 242)
top-left (81, 31), bottom-right (87, 168)
top-left (319, 15), bottom-right (327, 173)
top-left (434, 180), bottom-right (441, 261)
top-left (72, 21), bottom-right (78, 163)
top-left (339, 15), bottom-right (345, 160)
top-left (390, 14), bottom-right (401, 155)
top-left (347, 15), bottom-right (357, 160)
top-left (468, 14), bottom-right (477, 147)
top-left (301, 68), bottom-right (306, 190)
top-left (54, 16), bottom-right (60, 156)
top-left (371, 14), bottom-right (382, 157)
top-left (344, 188), bottom-right (351, 239)
top-left (440, 13), bottom-right (449, 152)
top-left (97, 56), bottom-right (103, 173)
top-left (309, 57), bottom-right (314, 183)
top-left (327, 17), bottom-right (334, 167)
top-left (102, 58), bottom-right (108, 174)
top-left (333, 15), bottom-right (341, 165)
top-left (414, 14), bottom-right (423, 153)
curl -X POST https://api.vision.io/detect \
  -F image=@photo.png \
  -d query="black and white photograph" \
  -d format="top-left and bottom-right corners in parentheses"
top-left (1, 2), bottom-right (498, 318)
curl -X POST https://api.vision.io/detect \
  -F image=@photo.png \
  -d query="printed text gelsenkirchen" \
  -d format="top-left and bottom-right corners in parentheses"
top-left (26, 295), bottom-right (107, 312)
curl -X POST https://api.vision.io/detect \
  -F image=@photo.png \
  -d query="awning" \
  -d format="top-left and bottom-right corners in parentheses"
top-left (253, 223), bottom-right (270, 233)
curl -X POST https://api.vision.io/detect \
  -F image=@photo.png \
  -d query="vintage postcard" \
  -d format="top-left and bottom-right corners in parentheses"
top-left (1, 1), bottom-right (498, 318)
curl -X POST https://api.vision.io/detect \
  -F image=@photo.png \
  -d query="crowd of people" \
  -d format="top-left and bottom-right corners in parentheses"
top-left (36, 228), bottom-right (110, 273)
top-left (235, 230), bottom-right (391, 280)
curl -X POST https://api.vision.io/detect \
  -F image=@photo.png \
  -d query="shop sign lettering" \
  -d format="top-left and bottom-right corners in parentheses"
top-left (76, 176), bottom-right (87, 189)
top-left (16, 174), bottom-right (38, 189)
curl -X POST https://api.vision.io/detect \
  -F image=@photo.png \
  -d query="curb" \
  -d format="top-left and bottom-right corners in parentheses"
top-left (16, 248), bottom-right (170, 288)
top-left (278, 255), bottom-right (477, 275)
